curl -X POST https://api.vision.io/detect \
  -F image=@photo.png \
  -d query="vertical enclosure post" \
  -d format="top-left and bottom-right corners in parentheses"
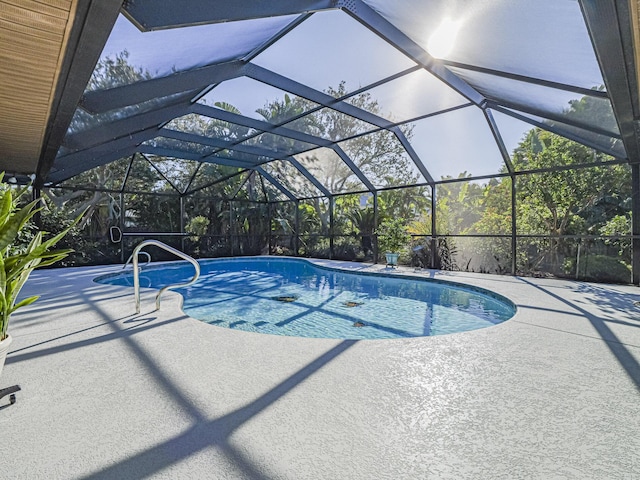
top-left (180, 195), bottom-right (185, 253)
top-left (632, 164), bottom-right (640, 285)
top-left (267, 201), bottom-right (272, 255)
top-left (329, 196), bottom-right (335, 259)
top-left (373, 191), bottom-right (379, 264)
top-left (295, 200), bottom-right (300, 256)
top-left (431, 185), bottom-right (437, 269)
top-left (229, 200), bottom-right (234, 256)
top-left (32, 183), bottom-right (42, 230)
top-left (511, 176), bottom-right (517, 275)
top-left (119, 193), bottom-right (125, 263)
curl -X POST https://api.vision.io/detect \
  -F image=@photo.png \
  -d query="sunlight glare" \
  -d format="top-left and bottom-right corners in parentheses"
top-left (427, 17), bottom-right (461, 59)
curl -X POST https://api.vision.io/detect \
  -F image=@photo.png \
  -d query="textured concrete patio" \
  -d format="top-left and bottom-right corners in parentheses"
top-left (1, 258), bottom-right (639, 479)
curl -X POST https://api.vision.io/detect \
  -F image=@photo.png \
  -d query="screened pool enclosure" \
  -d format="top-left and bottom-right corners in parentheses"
top-left (6, 1), bottom-right (640, 284)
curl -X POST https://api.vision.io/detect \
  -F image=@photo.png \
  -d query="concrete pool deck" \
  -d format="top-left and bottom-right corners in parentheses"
top-left (0, 258), bottom-right (639, 479)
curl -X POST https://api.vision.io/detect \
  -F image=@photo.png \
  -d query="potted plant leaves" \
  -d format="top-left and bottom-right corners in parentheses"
top-left (375, 218), bottom-right (411, 267)
top-left (0, 174), bottom-right (78, 379)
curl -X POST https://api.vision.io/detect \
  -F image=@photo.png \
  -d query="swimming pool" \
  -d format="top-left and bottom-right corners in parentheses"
top-left (96, 257), bottom-right (516, 340)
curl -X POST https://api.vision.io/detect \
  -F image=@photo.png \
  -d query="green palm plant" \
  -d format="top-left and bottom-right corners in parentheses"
top-left (0, 175), bottom-right (78, 340)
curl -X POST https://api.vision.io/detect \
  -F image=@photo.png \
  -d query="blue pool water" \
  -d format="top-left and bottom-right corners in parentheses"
top-left (96, 257), bottom-right (516, 340)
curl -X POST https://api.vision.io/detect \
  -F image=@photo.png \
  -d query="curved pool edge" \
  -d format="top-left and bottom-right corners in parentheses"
top-left (297, 257), bottom-right (518, 315)
top-left (93, 255), bottom-right (519, 340)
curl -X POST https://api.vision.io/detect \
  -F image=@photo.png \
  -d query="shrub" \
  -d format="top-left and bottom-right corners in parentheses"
top-left (566, 254), bottom-right (631, 283)
top-left (375, 218), bottom-right (410, 253)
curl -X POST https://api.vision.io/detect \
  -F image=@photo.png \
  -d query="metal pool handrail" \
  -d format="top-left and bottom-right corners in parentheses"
top-left (127, 239), bottom-right (200, 314)
top-left (122, 250), bottom-right (151, 269)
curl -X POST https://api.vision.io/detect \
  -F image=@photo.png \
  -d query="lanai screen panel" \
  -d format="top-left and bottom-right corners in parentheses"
top-left (187, 164), bottom-right (246, 194)
top-left (253, 10), bottom-right (417, 96)
top-left (495, 109), bottom-right (626, 163)
top-left (88, 13), bottom-right (300, 90)
top-left (142, 137), bottom-right (216, 157)
top-left (55, 156), bottom-right (133, 191)
top-left (283, 108), bottom-right (378, 142)
top-left (144, 156), bottom-right (202, 194)
top-left (198, 78), bottom-right (321, 124)
top-left (67, 92), bottom-right (192, 137)
top-left (123, 154), bottom-right (179, 194)
top-left (408, 106), bottom-right (507, 180)
top-left (232, 171), bottom-right (290, 202)
top-left (488, 110), bottom-right (541, 163)
top-left (344, 69), bottom-right (470, 124)
top-left (210, 149), bottom-right (271, 167)
top-left (294, 148), bottom-right (368, 194)
top-left (191, 170), bottom-right (251, 200)
top-left (260, 159), bottom-right (325, 198)
top-left (239, 132), bottom-right (318, 157)
top-left (164, 115), bottom-right (260, 144)
top-left (362, 0), bottom-right (605, 89)
top-left (448, 67), bottom-right (619, 136)
top-left (338, 130), bottom-right (428, 188)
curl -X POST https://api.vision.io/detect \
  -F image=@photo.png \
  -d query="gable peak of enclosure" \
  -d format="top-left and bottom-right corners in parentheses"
top-left (3, 0), bottom-right (640, 283)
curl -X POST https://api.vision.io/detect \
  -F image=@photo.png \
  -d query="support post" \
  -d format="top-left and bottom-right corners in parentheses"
top-left (120, 193), bottom-right (125, 263)
top-left (267, 202), bottom-right (272, 255)
top-left (329, 197), bottom-right (335, 260)
top-left (229, 200), bottom-right (234, 256)
top-left (295, 200), bottom-right (300, 256)
top-left (511, 176), bottom-right (517, 276)
top-left (632, 164), bottom-right (640, 285)
top-left (32, 183), bottom-right (42, 231)
top-left (180, 196), bottom-right (185, 253)
top-left (431, 185), bottom-right (437, 269)
top-left (373, 191), bottom-right (379, 264)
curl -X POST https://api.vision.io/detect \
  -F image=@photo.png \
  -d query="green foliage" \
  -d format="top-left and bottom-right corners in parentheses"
top-left (39, 203), bottom-right (103, 266)
top-left (69, 51), bottom-right (152, 136)
top-left (186, 215), bottom-right (210, 237)
top-left (86, 50), bottom-right (151, 91)
top-left (378, 186), bottom-right (430, 222)
top-left (345, 206), bottom-right (374, 231)
top-left (599, 214), bottom-right (631, 257)
top-left (471, 178), bottom-right (513, 235)
top-left (513, 129), bottom-right (629, 236)
top-left (0, 176), bottom-right (79, 339)
top-left (436, 238), bottom-right (458, 271)
top-left (255, 81), bottom-right (422, 211)
top-left (436, 173), bottom-right (483, 234)
top-left (510, 129), bottom-right (630, 273)
top-left (563, 88), bottom-right (618, 143)
top-left (376, 218), bottom-right (410, 253)
top-left (565, 254), bottom-right (631, 284)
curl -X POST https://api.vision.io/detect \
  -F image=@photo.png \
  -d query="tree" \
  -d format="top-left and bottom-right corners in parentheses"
top-left (512, 128), bottom-right (630, 272)
top-left (561, 87), bottom-right (619, 149)
top-left (513, 129), bottom-right (628, 235)
top-left (435, 173), bottom-right (485, 235)
top-left (260, 82), bottom-right (422, 195)
top-left (68, 51), bottom-right (152, 136)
